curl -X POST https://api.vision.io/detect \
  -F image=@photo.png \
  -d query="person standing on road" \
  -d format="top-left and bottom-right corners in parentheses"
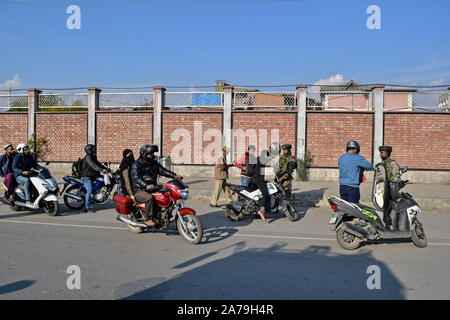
top-left (0, 144), bottom-right (17, 202)
top-left (338, 140), bottom-right (373, 203)
top-left (210, 146), bottom-right (234, 208)
top-left (276, 144), bottom-right (297, 200)
top-left (80, 144), bottom-right (109, 213)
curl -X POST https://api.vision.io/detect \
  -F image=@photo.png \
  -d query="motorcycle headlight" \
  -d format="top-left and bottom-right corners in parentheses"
top-left (179, 190), bottom-right (189, 200)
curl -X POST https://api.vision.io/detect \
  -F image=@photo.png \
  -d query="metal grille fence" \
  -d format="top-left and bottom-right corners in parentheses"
top-left (306, 90), bottom-right (373, 111)
top-left (233, 91), bottom-right (296, 110)
top-left (0, 94), bottom-right (28, 111)
top-left (39, 93), bottom-right (88, 109)
top-left (165, 92), bottom-right (223, 109)
top-left (100, 92), bottom-right (154, 109)
top-left (410, 90), bottom-right (449, 112)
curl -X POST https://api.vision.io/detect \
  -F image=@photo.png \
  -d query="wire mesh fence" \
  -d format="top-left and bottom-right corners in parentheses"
top-left (165, 92), bottom-right (223, 109)
top-left (99, 92), bottom-right (154, 109)
top-left (39, 93), bottom-right (88, 110)
top-left (233, 91), bottom-right (297, 110)
top-left (409, 89), bottom-right (449, 112)
top-left (0, 94), bottom-right (28, 111)
top-left (306, 90), bottom-right (373, 111)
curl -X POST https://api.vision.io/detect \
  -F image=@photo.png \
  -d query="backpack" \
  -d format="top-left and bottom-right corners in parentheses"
top-left (72, 158), bottom-right (83, 178)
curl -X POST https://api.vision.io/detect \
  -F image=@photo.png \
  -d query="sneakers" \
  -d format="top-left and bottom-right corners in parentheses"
top-left (25, 201), bottom-right (33, 207)
top-left (256, 209), bottom-right (266, 222)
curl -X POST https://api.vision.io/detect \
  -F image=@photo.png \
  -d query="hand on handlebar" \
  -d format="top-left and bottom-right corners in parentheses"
top-left (146, 184), bottom-right (155, 191)
top-left (176, 175), bottom-right (183, 180)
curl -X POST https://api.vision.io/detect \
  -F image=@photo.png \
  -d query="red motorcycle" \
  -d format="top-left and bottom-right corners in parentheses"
top-left (113, 179), bottom-right (203, 244)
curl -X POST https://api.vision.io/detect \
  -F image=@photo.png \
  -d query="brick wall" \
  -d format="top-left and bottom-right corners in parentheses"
top-left (0, 113), bottom-right (28, 147)
top-left (96, 112), bottom-right (153, 162)
top-left (36, 113), bottom-right (88, 162)
top-left (306, 112), bottom-right (374, 167)
top-left (384, 113), bottom-right (450, 169)
top-left (232, 111), bottom-right (297, 160)
top-left (162, 111), bottom-right (223, 164)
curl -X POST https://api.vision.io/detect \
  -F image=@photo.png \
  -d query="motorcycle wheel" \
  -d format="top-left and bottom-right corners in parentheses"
top-left (226, 206), bottom-right (241, 222)
top-left (177, 214), bottom-right (203, 245)
top-left (284, 203), bottom-right (299, 222)
top-left (336, 228), bottom-right (361, 250)
top-left (411, 220), bottom-right (427, 248)
top-left (44, 200), bottom-right (59, 216)
top-left (63, 185), bottom-right (85, 210)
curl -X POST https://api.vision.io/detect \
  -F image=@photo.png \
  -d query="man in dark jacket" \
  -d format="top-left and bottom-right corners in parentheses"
top-left (276, 144), bottom-right (297, 200)
top-left (131, 144), bottom-right (182, 227)
top-left (12, 143), bottom-right (44, 206)
top-left (80, 144), bottom-right (109, 213)
top-left (0, 144), bottom-right (16, 201)
top-left (246, 149), bottom-right (270, 222)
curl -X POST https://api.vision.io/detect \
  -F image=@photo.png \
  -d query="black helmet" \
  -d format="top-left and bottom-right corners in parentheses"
top-left (140, 144), bottom-right (158, 159)
top-left (85, 144), bottom-right (96, 155)
top-left (282, 144), bottom-right (292, 151)
top-left (270, 142), bottom-right (281, 155)
top-left (346, 140), bottom-right (360, 153)
top-left (379, 145), bottom-right (392, 156)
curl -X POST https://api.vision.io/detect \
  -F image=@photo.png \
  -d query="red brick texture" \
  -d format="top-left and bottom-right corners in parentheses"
top-left (36, 113), bottom-right (88, 162)
top-left (162, 111), bottom-right (223, 164)
top-left (306, 112), bottom-right (374, 167)
top-left (384, 113), bottom-right (450, 170)
top-left (0, 113), bottom-right (28, 147)
top-left (232, 111), bottom-right (297, 160)
top-left (96, 112), bottom-right (153, 163)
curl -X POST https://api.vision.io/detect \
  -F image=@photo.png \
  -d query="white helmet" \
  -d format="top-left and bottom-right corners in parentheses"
top-left (16, 143), bottom-right (30, 153)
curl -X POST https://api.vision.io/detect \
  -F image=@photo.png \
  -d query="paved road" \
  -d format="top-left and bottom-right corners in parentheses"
top-left (0, 200), bottom-right (449, 300)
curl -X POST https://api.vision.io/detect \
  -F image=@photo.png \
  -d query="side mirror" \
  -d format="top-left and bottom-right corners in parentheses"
top-left (104, 162), bottom-right (108, 166)
top-left (402, 166), bottom-right (408, 174)
top-left (45, 161), bottom-right (50, 166)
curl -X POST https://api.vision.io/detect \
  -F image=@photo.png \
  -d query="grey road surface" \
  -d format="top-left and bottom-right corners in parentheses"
top-left (0, 201), bottom-right (449, 300)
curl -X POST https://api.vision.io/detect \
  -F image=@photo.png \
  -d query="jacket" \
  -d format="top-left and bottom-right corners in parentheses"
top-left (234, 152), bottom-right (249, 178)
top-left (131, 157), bottom-right (177, 192)
top-left (80, 154), bottom-right (107, 178)
top-left (12, 153), bottom-right (42, 177)
top-left (0, 153), bottom-right (14, 177)
top-left (276, 153), bottom-right (297, 182)
top-left (246, 154), bottom-right (266, 183)
top-left (338, 152), bottom-right (373, 187)
top-left (214, 155), bottom-right (230, 180)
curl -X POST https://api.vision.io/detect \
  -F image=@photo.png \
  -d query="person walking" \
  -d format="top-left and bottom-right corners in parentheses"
top-left (210, 146), bottom-right (233, 207)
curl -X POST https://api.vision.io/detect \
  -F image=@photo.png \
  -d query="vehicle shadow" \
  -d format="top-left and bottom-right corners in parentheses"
top-left (114, 244), bottom-right (405, 300)
top-left (292, 188), bottom-right (328, 208)
top-left (0, 280), bottom-right (36, 296)
top-left (198, 210), bottom-right (251, 244)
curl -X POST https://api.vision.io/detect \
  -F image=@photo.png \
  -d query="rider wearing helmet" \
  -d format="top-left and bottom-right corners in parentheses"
top-left (80, 144), bottom-right (109, 213)
top-left (338, 140), bottom-right (373, 203)
top-left (12, 143), bottom-right (44, 206)
top-left (131, 144), bottom-right (183, 227)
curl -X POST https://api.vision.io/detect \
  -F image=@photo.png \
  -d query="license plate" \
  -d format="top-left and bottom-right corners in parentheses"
top-left (329, 216), bottom-right (337, 224)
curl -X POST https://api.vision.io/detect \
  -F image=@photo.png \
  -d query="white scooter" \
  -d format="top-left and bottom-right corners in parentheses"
top-left (0, 166), bottom-right (60, 216)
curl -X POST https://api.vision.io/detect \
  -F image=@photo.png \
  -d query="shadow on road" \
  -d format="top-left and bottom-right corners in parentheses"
top-left (293, 188), bottom-right (328, 208)
top-left (114, 244), bottom-right (405, 300)
top-left (0, 280), bottom-right (36, 296)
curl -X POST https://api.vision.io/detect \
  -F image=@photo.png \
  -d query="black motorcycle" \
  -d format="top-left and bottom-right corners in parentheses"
top-left (328, 165), bottom-right (427, 250)
top-left (225, 177), bottom-right (298, 222)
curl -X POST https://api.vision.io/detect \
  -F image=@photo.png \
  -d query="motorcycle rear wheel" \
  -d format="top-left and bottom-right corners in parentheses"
top-left (177, 214), bottom-right (203, 245)
top-left (63, 185), bottom-right (85, 210)
top-left (336, 228), bottom-right (361, 250)
top-left (226, 206), bottom-right (241, 222)
top-left (411, 220), bottom-right (427, 248)
top-left (284, 203), bottom-right (299, 222)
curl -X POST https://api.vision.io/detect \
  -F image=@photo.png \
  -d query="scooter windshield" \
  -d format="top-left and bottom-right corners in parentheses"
top-left (372, 163), bottom-right (389, 211)
top-left (38, 167), bottom-right (52, 180)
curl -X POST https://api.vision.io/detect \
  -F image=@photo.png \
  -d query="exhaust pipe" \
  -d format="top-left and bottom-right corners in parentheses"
top-left (65, 193), bottom-right (83, 201)
top-left (116, 215), bottom-right (148, 228)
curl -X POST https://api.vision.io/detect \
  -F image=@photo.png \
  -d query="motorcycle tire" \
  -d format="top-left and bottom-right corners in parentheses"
top-left (44, 200), bottom-right (59, 216)
top-left (63, 185), bottom-right (85, 210)
top-left (411, 220), bottom-right (427, 248)
top-left (177, 214), bottom-right (203, 245)
top-left (226, 206), bottom-right (241, 222)
top-left (336, 227), bottom-right (361, 250)
top-left (285, 203), bottom-right (299, 222)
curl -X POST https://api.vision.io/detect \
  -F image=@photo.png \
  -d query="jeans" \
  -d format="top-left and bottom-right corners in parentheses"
top-left (81, 177), bottom-right (93, 209)
top-left (240, 176), bottom-right (250, 187)
top-left (16, 175), bottom-right (31, 201)
top-left (339, 184), bottom-right (360, 203)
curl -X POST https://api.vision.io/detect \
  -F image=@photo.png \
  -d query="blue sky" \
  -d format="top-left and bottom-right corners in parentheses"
top-left (0, 0), bottom-right (449, 90)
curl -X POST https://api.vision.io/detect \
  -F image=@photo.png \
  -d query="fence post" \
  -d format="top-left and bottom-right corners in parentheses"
top-left (153, 87), bottom-right (166, 154)
top-left (223, 85), bottom-right (233, 162)
top-left (296, 85), bottom-right (307, 160)
top-left (372, 85), bottom-right (385, 164)
top-left (87, 87), bottom-right (101, 145)
top-left (27, 88), bottom-right (41, 141)
top-left (447, 87), bottom-right (450, 111)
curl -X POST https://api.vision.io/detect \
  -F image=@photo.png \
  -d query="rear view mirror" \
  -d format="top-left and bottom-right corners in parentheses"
top-left (402, 166), bottom-right (408, 174)
top-left (45, 161), bottom-right (50, 166)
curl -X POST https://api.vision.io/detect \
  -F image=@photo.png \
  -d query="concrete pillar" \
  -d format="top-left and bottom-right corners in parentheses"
top-left (87, 87), bottom-right (101, 145)
top-left (296, 85), bottom-right (307, 160)
top-left (223, 85), bottom-right (233, 162)
top-left (27, 89), bottom-right (41, 141)
top-left (372, 85), bottom-right (385, 164)
top-left (447, 87), bottom-right (450, 111)
top-left (153, 87), bottom-right (166, 154)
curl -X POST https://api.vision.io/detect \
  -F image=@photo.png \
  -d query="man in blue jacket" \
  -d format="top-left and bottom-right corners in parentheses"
top-left (338, 140), bottom-right (373, 203)
top-left (12, 143), bottom-right (44, 206)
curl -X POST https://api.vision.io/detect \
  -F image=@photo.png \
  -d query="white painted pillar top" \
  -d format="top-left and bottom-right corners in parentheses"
top-left (87, 87), bottom-right (101, 145)
top-left (153, 86), bottom-right (166, 154)
top-left (27, 88), bottom-right (41, 141)
top-left (372, 85), bottom-right (385, 165)
top-left (296, 85), bottom-right (308, 160)
top-left (223, 85), bottom-right (233, 162)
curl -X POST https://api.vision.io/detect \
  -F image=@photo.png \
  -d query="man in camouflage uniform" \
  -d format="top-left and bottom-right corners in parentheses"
top-left (378, 145), bottom-right (401, 228)
top-left (276, 144), bottom-right (297, 200)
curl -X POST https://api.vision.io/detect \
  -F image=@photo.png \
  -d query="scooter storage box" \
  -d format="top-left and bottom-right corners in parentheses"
top-left (114, 194), bottom-right (134, 215)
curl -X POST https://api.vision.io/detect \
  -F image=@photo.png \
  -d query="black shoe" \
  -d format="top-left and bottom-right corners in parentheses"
top-left (210, 204), bottom-right (217, 208)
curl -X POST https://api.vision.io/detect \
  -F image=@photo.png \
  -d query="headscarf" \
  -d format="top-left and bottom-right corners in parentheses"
top-left (119, 149), bottom-right (135, 172)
